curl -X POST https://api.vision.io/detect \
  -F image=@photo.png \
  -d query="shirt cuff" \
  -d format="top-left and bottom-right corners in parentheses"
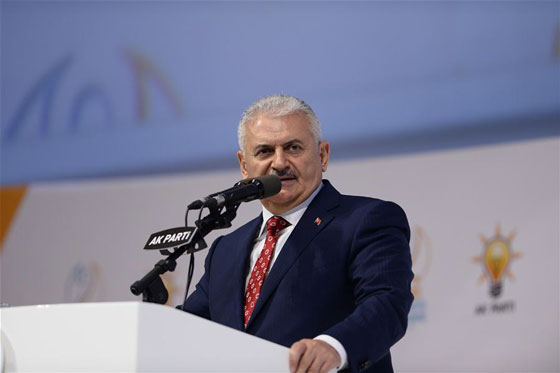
top-left (314, 334), bottom-right (348, 370)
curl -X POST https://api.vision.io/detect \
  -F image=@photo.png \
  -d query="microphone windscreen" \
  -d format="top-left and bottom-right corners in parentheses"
top-left (256, 174), bottom-right (282, 198)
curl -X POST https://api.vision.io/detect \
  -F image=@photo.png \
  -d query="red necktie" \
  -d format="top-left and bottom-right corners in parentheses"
top-left (243, 216), bottom-right (289, 328)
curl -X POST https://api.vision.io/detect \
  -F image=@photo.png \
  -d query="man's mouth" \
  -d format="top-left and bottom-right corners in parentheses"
top-left (271, 170), bottom-right (297, 182)
top-left (277, 174), bottom-right (297, 184)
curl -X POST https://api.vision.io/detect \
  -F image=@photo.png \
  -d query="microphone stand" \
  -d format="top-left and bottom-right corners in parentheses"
top-left (130, 202), bottom-right (240, 304)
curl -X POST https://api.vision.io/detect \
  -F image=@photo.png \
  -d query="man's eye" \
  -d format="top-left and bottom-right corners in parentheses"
top-left (288, 144), bottom-right (302, 152)
top-left (255, 148), bottom-right (272, 156)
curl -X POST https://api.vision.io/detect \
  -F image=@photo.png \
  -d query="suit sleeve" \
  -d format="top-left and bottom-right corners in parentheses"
top-left (180, 235), bottom-right (223, 320)
top-left (324, 201), bottom-right (414, 371)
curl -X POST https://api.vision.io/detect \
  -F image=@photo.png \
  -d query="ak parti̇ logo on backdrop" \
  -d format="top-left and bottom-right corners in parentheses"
top-left (473, 223), bottom-right (522, 315)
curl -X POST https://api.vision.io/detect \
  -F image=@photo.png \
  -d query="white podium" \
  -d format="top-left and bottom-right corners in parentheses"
top-left (0, 302), bottom-right (289, 372)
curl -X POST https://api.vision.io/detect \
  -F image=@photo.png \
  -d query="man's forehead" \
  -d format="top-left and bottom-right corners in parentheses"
top-left (245, 113), bottom-right (313, 142)
top-left (252, 138), bottom-right (303, 149)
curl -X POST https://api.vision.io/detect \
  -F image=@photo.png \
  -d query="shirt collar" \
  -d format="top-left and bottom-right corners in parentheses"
top-left (259, 181), bottom-right (324, 236)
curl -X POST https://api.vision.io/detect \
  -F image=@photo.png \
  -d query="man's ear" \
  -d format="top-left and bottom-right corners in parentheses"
top-left (237, 150), bottom-right (249, 179)
top-left (319, 141), bottom-right (330, 172)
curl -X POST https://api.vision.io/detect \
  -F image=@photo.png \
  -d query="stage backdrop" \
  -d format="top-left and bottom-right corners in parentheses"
top-left (2, 1), bottom-right (559, 185)
top-left (1, 136), bottom-right (558, 371)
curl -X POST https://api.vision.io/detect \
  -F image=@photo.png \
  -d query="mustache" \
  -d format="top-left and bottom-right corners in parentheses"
top-left (271, 169), bottom-right (297, 179)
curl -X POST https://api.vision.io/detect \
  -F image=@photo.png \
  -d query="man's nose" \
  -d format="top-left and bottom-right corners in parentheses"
top-left (271, 149), bottom-right (288, 171)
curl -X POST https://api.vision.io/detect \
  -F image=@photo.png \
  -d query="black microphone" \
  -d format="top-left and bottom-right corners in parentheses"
top-left (188, 175), bottom-right (281, 209)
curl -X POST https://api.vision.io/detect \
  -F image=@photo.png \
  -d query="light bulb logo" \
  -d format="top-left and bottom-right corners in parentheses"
top-left (473, 223), bottom-right (521, 298)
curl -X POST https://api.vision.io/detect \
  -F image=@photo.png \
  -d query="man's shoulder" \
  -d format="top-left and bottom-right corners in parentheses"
top-left (328, 185), bottom-right (410, 242)
top-left (338, 193), bottom-right (408, 225)
top-left (324, 180), bottom-right (406, 216)
top-left (339, 192), bottom-right (384, 206)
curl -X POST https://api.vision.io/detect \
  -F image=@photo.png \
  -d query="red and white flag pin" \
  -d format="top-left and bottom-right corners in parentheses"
top-left (314, 217), bottom-right (322, 226)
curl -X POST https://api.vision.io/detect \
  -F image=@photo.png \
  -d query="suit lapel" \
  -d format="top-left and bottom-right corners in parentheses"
top-left (246, 181), bottom-right (341, 329)
top-left (230, 214), bottom-right (262, 330)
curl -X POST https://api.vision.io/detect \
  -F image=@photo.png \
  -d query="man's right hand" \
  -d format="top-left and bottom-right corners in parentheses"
top-left (289, 338), bottom-right (341, 373)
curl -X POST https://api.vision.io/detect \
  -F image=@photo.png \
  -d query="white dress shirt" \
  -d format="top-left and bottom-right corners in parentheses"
top-left (245, 182), bottom-right (348, 370)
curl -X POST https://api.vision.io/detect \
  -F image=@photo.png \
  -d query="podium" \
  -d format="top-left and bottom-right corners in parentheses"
top-left (0, 302), bottom-right (289, 372)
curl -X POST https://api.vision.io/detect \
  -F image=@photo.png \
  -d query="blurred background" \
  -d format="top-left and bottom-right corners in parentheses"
top-left (1, 1), bottom-right (559, 371)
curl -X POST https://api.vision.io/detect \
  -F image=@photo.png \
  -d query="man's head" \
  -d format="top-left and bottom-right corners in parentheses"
top-left (237, 95), bottom-right (330, 215)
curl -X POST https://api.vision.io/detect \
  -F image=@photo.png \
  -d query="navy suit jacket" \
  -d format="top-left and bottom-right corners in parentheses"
top-left (183, 180), bottom-right (413, 372)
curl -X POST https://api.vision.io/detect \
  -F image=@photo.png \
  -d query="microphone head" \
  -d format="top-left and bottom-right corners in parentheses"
top-left (254, 174), bottom-right (282, 198)
top-left (237, 174), bottom-right (281, 199)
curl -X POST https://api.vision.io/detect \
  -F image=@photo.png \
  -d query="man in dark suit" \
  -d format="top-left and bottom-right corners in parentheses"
top-left (183, 95), bottom-right (413, 372)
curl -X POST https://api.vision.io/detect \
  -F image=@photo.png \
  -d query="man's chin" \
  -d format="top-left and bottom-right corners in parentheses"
top-left (265, 192), bottom-right (292, 204)
top-left (261, 191), bottom-right (298, 212)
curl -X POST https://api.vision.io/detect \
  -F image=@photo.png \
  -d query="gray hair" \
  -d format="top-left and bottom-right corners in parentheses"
top-left (237, 94), bottom-right (322, 152)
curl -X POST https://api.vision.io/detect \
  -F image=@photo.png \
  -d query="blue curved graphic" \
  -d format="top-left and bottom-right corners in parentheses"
top-left (68, 84), bottom-right (115, 133)
top-left (2, 55), bottom-right (73, 142)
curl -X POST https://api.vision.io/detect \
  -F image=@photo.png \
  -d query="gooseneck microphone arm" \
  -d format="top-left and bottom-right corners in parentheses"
top-left (130, 204), bottom-right (238, 304)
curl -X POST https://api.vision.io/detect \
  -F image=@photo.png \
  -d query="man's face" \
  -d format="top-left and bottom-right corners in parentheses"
top-left (237, 113), bottom-right (330, 215)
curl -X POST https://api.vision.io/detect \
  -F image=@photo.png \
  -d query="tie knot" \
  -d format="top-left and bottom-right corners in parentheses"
top-left (266, 216), bottom-right (289, 235)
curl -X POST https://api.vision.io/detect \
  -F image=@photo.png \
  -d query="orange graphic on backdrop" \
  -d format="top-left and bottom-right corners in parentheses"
top-left (410, 226), bottom-right (432, 299)
top-left (123, 48), bottom-right (184, 122)
top-left (0, 186), bottom-right (27, 251)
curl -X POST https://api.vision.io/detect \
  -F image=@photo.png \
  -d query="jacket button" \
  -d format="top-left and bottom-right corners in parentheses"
top-left (358, 360), bottom-right (371, 371)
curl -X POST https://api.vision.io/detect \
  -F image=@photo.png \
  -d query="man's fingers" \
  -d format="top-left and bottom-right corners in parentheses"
top-left (289, 339), bottom-right (340, 373)
top-left (289, 340), bottom-right (308, 373)
top-left (296, 342), bottom-right (317, 372)
top-left (307, 355), bottom-right (326, 373)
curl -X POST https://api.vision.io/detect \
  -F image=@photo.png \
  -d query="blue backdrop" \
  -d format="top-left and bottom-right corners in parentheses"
top-left (1, 1), bottom-right (559, 185)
